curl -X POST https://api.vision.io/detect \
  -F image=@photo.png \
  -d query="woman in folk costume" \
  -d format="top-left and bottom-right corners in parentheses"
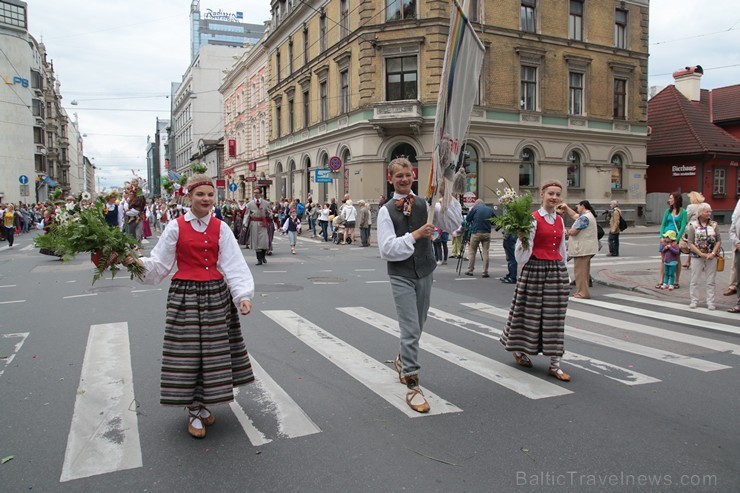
top-left (499, 180), bottom-right (571, 382)
top-left (124, 174), bottom-right (255, 438)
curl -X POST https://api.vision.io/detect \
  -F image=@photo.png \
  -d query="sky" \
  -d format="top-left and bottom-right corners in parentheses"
top-left (26, 0), bottom-right (740, 191)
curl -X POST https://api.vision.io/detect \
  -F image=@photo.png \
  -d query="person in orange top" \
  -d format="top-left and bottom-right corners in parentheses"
top-left (3, 204), bottom-right (17, 247)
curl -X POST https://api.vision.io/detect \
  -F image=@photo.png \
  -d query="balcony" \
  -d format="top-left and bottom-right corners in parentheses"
top-left (369, 101), bottom-right (424, 137)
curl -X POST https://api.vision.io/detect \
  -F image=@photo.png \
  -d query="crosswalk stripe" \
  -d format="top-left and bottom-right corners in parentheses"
top-left (263, 310), bottom-right (462, 417)
top-left (0, 332), bottom-right (29, 379)
top-left (427, 308), bottom-right (659, 386)
top-left (570, 297), bottom-right (740, 336)
top-left (605, 293), bottom-right (740, 322)
top-left (463, 303), bottom-right (730, 373)
top-left (339, 307), bottom-right (572, 399)
top-left (567, 307), bottom-right (740, 356)
top-left (229, 357), bottom-right (321, 446)
top-left (21, 244), bottom-right (34, 251)
top-left (60, 323), bottom-right (142, 482)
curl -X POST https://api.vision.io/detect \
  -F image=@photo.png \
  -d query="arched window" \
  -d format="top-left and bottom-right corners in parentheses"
top-left (387, 143), bottom-right (418, 197)
top-left (520, 148), bottom-right (535, 187)
top-left (611, 154), bottom-right (623, 189)
top-left (567, 150), bottom-right (581, 188)
top-left (459, 145), bottom-right (478, 195)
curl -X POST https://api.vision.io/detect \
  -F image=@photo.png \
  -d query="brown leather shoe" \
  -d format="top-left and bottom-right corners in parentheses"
top-left (188, 411), bottom-right (206, 438)
top-left (513, 353), bottom-right (533, 368)
top-left (724, 288), bottom-right (737, 296)
top-left (199, 406), bottom-right (215, 426)
top-left (404, 375), bottom-right (430, 413)
top-left (548, 366), bottom-right (571, 382)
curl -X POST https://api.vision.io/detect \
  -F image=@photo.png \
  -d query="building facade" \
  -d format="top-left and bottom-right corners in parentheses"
top-left (220, 42), bottom-right (270, 202)
top-left (263, 0), bottom-right (649, 217)
top-left (190, 0), bottom-right (266, 61)
top-left (171, 43), bottom-right (248, 178)
top-left (646, 68), bottom-right (740, 224)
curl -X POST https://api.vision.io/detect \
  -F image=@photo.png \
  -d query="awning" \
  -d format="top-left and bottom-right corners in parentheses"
top-left (39, 176), bottom-right (59, 187)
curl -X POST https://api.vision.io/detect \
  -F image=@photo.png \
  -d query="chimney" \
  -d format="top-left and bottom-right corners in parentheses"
top-left (672, 65), bottom-right (703, 102)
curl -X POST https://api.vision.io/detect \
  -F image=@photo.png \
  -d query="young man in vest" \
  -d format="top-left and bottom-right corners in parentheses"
top-left (377, 157), bottom-right (462, 413)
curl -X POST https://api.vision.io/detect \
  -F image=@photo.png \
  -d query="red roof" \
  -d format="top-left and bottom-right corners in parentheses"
top-left (647, 85), bottom-right (740, 157)
top-left (710, 84), bottom-right (740, 123)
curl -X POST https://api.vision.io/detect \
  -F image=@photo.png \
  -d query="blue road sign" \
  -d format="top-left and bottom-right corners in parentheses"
top-left (19, 175), bottom-right (29, 184)
top-left (315, 168), bottom-right (333, 183)
top-left (229, 183), bottom-right (238, 192)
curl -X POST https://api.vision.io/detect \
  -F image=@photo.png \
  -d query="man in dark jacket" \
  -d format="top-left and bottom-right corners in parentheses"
top-left (465, 199), bottom-right (495, 278)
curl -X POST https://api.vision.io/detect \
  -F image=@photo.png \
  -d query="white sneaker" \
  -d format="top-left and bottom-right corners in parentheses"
top-left (689, 302), bottom-right (697, 309)
top-left (668, 285), bottom-right (674, 291)
top-left (707, 305), bottom-right (716, 311)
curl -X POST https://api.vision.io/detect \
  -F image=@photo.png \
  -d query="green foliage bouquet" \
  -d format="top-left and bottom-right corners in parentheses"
top-left (34, 201), bottom-right (146, 284)
top-left (491, 181), bottom-right (535, 250)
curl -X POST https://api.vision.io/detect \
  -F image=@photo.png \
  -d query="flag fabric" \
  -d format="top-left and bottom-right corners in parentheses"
top-left (168, 170), bottom-right (180, 181)
top-left (428, 1), bottom-right (486, 214)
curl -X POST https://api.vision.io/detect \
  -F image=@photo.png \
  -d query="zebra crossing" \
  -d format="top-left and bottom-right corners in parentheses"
top-left (5, 295), bottom-right (737, 482)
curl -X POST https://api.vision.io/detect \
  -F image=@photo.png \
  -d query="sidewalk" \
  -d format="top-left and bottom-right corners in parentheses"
top-left (592, 225), bottom-right (738, 311)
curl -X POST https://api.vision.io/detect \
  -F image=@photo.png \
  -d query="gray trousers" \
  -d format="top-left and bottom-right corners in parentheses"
top-left (389, 273), bottom-right (433, 378)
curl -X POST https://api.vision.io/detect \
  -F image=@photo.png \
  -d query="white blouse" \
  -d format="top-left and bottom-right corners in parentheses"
top-left (515, 207), bottom-right (568, 266)
top-left (138, 211), bottom-right (254, 306)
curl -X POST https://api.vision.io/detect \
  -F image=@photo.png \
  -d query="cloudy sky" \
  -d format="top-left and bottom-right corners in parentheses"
top-left (27, 0), bottom-right (740, 191)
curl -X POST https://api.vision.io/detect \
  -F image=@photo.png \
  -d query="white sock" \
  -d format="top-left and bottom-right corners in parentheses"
top-left (550, 356), bottom-right (561, 367)
top-left (198, 407), bottom-right (212, 419)
top-left (188, 407), bottom-right (204, 429)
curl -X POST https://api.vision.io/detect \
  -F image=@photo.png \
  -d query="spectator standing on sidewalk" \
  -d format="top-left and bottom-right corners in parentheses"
top-left (727, 203), bottom-right (740, 313)
top-left (683, 191), bottom-right (705, 270)
top-left (607, 200), bottom-right (622, 257)
top-left (686, 203), bottom-right (721, 310)
top-left (357, 200), bottom-right (372, 247)
top-left (658, 191), bottom-right (687, 289)
top-left (561, 200), bottom-right (598, 299)
top-left (724, 198), bottom-right (740, 297)
top-left (465, 199), bottom-right (495, 278)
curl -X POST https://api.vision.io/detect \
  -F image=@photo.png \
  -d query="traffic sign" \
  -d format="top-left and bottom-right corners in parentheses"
top-left (462, 191), bottom-right (477, 206)
top-left (328, 156), bottom-right (342, 171)
top-left (229, 183), bottom-right (238, 191)
top-left (315, 168), bottom-right (333, 183)
top-left (19, 175), bottom-right (28, 184)
top-left (244, 176), bottom-right (257, 182)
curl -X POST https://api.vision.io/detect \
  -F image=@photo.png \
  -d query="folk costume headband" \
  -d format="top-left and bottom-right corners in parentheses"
top-left (188, 181), bottom-right (214, 193)
top-left (541, 182), bottom-right (562, 191)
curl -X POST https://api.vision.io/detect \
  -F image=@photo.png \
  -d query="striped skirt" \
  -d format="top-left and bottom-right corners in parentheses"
top-left (499, 258), bottom-right (569, 356)
top-left (161, 279), bottom-right (254, 406)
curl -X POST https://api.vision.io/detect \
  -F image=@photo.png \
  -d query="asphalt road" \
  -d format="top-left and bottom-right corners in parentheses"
top-left (0, 229), bottom-right (738, 492)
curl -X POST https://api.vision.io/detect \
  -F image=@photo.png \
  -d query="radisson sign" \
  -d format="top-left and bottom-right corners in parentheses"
top-left (203, 8), bottom-right (244, 22)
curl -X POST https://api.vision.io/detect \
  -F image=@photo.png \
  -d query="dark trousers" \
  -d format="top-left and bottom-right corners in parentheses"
top-left (4, 227), bottom-right (14, 246)
top-left (608, 232), bottom-right (620, 256)
top-left (503, 233), bottom-right (517, 280)
top-left (360, 226), bottom-right (371, 246)
top-left (433, 241), bottom-right (448, 262)
top-left (320, 220), bottom-right (329, 241)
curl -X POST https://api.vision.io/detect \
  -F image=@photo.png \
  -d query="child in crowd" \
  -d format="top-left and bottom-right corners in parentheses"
top-left (660, 230), bottom-right (680, 290)
top-left (282, 209), bottom-right (301, 254)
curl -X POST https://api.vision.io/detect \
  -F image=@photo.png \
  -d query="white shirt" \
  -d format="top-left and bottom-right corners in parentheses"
top-left (377, 193), bottom-right (462, 262)
top-left (515, 207), bottom-right (568, 266)
top-left (139, 211), bottom-right (254, 307)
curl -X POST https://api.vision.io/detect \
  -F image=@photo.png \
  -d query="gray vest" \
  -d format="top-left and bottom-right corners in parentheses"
top-left (385, 198), bottom-right (437, 279)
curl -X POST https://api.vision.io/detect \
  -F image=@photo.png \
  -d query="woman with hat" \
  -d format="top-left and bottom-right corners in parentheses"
top-left (124, 174), bottom-right (255, 438)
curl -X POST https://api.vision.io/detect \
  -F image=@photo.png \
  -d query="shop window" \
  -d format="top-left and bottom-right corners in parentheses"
top-left (611, 154), bottom-right (623, 189)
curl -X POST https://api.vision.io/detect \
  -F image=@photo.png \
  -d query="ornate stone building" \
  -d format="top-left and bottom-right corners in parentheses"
top-left (263, 0), bottom-right (649, 216)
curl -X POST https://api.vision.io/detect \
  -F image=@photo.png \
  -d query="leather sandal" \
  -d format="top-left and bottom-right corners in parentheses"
top-left (728, 306), bottom-right (740, 313)
top-left (405, 386), bottom-right (430, 413)
top-left (393, 354), bottom-right (407, 384)
top-left (513, 353), bottom-right (533, 368)
top-left (199, 406), bottom-right (215, 426)
top-left (548, 366), bottom-right (571, 382)
top-left (188, 410), bottom-right (206, 438)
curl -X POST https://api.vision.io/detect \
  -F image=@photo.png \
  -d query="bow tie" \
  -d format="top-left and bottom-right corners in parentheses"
top-left (395, 195), bottom-right (414, 216)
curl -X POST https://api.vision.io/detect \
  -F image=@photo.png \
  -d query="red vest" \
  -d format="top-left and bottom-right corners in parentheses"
top-left (172, 216), bottom-right (224, 281)
top-left (531, 210), bottom-right (564, 261)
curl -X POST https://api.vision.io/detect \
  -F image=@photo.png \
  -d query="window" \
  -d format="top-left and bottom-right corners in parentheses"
top-left (275, 100), bottom-right (282, 137)
top-left (611, 155), bottom-right (623, 189)
top-left (319, 13), bottom-right (327, 52)
top-left (31, 70), bottom-right (42, 90)
top-left (569, 72), bottom-right (583, 115)
top-left (468, 0), bottom-right (480, 23)
top-left (288, 40), bottom-right (293, 75)
top-left (569, 0), bottom-right (583, 41)
top-left (340, 70), bottom-right (349, 113)
top-left (613, 78), bottom-right (626, 120)
top-left (303, 89), bottom-right (310, 127)
top-left (252, 124), bottom-right (257, 149)
top-left (713, 168), bottom-right (726, 196)
top-left (47, 132), bottom-right (53, 148)
top-left (0, 1), bottom-right (27, 28)
top-left (276, 51), bottom-right (281, 83)
top-left (521, 0), bottom-right (536, 33)
top-left (303, 26), bottom-right (309, 65)
top-left (320, 81), bottom-right (327, 120)
top-left (386, 0), bottom-right (417, 21)
top-left (288, 97), bottom-right (294, 133)
top-left (32, 99), bottom-right (44, 118)
top-left (520, 148), bottom-right (535, 187)
top-left (615, 9), bottom-right (627, 49)
top-left (340, 0), bottom-right (349, 38)
top-left (460, 145), bottom-right (479, 196)
top-left (33, 126), bottom-right (44, 144)
top-left (386, 56), bottom-right (418, 101)
top-left (567, 151), bottom-right (581, 188)
top-left (521, 66), bottom-right (537, 111)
